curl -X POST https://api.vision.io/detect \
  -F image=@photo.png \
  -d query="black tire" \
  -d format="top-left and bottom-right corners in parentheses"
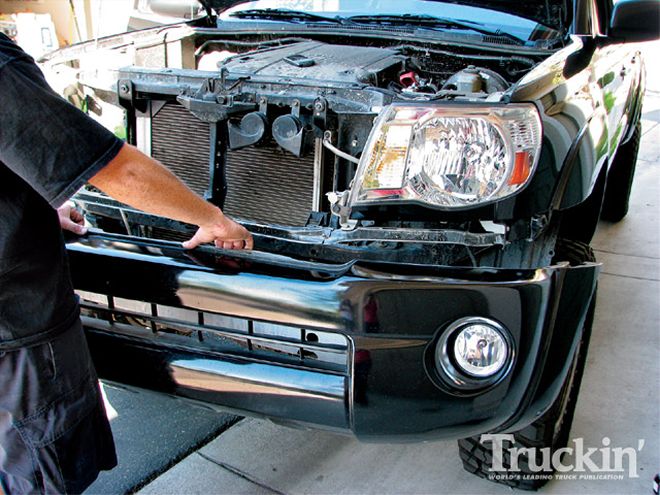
top-left (458, 239), bottom-right (596, 490)
top-left (600, 120), bottom-right (641, 222)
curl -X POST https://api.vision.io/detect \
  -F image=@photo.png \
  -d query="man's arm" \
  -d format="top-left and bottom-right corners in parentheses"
top-left (89, 143), bottom-right (253, 250)
top-left (0, 39), bottom-right (249, 249)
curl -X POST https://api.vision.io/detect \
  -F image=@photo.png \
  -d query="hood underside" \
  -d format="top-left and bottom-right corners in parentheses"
top-left (197, 0), bottom-right (569, 31)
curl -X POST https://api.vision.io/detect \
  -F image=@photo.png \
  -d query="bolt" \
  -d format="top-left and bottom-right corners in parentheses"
top-left (351, 139), bottom-right (359, 147)
top-left (293, 99), bottom-right (300, 107)
top-left (314, 100), bottom-right (325, 112)
top-left (259, 97), bottom-right (267, 105)
top-left (119, 84), bottom-right (129, 94)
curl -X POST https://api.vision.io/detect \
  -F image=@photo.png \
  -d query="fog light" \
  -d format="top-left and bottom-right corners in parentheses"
top-left (434, 317), bottom-right (513, 389)
top-left (453, 324), bottom-right (508, 377)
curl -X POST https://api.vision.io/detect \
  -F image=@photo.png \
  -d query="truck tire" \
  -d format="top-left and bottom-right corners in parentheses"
top-left (600, 120), bottom-right (641, 222)
top-left (457, 239), bottom-right (596, 490)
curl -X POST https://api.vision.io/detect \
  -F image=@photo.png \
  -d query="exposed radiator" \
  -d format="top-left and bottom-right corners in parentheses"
top-left (150, 102), bottom-right (316, 226)
top-left (223, 144), bottom-right (315, 226)
top-left (151, 103), bottom-right (210, 197)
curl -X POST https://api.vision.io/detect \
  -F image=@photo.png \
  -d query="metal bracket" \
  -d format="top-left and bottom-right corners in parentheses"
top-left (327, 191), bottom-right (357, 230)
top-left (176, 77), bottom-right (256, 123)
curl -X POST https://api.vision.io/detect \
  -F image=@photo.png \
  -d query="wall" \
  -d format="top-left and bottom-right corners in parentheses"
top-left (0, 0), bottom-right (133, 45)
top-left (0, 0), bottom-right (82, 44)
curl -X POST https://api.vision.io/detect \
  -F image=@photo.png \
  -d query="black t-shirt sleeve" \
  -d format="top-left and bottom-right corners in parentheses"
top-left (0, 42), bottom-right (123, 208)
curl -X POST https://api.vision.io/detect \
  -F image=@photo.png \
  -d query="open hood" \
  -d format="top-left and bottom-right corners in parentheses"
top-left (196, 0), bottom-right (245, 17)
top-left (432, 0), bottom-right (569, 31)
top-left (197, 0), bottom-right (570, 31)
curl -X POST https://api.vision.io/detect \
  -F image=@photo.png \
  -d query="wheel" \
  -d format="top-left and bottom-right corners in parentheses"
top-left (600, 120), bottom-right (641, 222)
top-left (457, 239), bottom-right (596, 490)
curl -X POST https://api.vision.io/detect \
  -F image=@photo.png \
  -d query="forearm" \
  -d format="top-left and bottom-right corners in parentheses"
top-left (89, 143), bottom-right (221, 228)
top-left (89, 143), bottom-right (252, 250)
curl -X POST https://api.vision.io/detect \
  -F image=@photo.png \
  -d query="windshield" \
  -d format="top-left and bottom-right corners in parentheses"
top-left (219, 0), bottom-right (562, 44)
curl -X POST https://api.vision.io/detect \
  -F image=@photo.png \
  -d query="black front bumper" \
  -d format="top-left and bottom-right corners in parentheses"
top-left (67, 232), bottom-right (599, 441)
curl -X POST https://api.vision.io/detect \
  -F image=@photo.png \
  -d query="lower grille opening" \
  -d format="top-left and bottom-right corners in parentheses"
top-left (77, 290), bottom-right (349, 374)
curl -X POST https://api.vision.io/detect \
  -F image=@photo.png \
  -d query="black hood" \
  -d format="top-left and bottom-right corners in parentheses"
top-left (197, 0), bottom-right (569, 30)
top-left (436, 1), bottom-right (569, 30)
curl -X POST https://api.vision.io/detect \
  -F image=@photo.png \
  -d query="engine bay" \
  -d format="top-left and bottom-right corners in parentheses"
top-left (195, 37), bottom-right (534, 97)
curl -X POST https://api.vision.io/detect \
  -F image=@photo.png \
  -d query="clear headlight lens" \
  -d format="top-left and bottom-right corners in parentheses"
top-left (351, 104), bottom-right (542, 209)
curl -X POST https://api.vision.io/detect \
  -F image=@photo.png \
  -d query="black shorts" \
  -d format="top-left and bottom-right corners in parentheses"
top-left (0, 319), bottom-right (116, 494)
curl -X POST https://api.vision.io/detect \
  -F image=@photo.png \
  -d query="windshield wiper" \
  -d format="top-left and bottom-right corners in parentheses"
top-left (229, 9), bottom-right (343, 24)
top-left (347, 14), bottom-right (524, 45)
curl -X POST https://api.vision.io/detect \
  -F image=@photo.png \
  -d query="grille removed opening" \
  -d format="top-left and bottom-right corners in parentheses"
top-left (150, 102), bottom-right (316, 226)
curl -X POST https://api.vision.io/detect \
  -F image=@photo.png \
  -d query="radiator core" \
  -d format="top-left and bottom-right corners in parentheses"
top-left (150, 102), bottom-right (315, 226)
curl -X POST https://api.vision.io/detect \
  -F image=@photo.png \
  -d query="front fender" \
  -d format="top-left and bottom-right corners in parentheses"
top-left (620, 51), bottom-right (645, 145)
top-left (511, 37), bottom-right (609, 213)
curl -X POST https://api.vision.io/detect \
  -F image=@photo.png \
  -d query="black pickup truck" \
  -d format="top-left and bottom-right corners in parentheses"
top-left (42, 0), bottom-right (658, 489)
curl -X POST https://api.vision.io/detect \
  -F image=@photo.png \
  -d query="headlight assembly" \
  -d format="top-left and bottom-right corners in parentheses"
top-left (350, 104), bottom-right (542, 209)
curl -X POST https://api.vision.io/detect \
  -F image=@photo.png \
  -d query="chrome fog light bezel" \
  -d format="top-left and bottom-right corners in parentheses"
top-left (435, 317), bottom-right (514, 390)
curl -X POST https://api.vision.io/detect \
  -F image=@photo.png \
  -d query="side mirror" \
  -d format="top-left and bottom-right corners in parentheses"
top-left (609, 0), bottom-right (660, 43)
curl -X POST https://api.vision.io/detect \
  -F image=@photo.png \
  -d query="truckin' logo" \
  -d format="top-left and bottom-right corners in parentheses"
top-left (481, 434), bottom-right (645, 481)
